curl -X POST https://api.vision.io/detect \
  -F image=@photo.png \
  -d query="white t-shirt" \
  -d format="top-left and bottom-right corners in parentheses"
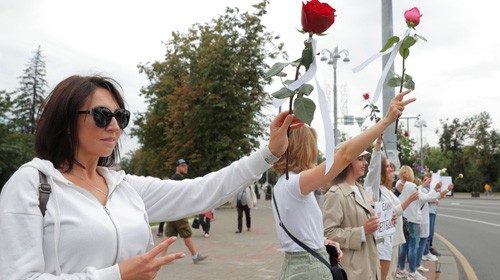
top-left (272, 172), bottom-right (324, 252)
top-left (398, 181), bottom-right (440, 224)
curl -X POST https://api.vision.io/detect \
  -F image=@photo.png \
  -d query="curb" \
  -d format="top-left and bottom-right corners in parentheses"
top-left (435, 233), bottom-right (479, 280)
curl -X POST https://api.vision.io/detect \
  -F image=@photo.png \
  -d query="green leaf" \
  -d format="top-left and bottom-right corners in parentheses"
top-left (399, 47), bottom-right (410, 59)
top-left (401, 36), bottom-right (417, 49)
top-left (387, 77), bottom-right (401, 87)
top-left (271, 87), bottom-right (295, 99)
top-left (404, 79), bottom-right (415, 90)
top-left (363, 104), bottom-right (370, 110)
top-left (381, 36), bottom-right (400, 52)
top-left (283, 79), bottom-right (295, 85)
top-left (265, 62), bottom-right (289, 79)
top-left (404, 74), bottom-right (413, 82)
top-left (297, 84), bottom-right (314, 96)
top-left (301, 43), bottom-right (314, 71)
top-left (294, 97), bottom-right (316, 125)
top-left (290, 58), bottom-right (301, 67)
top-left (276, 71), bottom-right (287, 77)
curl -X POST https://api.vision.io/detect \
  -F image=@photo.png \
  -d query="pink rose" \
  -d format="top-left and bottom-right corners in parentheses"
top-left (301, 0), bottom-right (336, 34)
top-left (362, 93), bottom-right (370, 100)
top-left (404, 7), bottom-right (422, 28)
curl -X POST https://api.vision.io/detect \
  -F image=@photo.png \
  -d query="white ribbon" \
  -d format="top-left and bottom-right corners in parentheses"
top-left (272, 38), bottom-right (318, 108)
top-left (270, 37), bottom-right (335, 174)
top-left (314, 77), bottom-right (335, 174)
top-left (352, 28), bottom-right (411, 103)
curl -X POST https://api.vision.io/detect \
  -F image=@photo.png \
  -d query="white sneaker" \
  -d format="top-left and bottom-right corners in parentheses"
top-left (395, 269), bottom-right (407, 278)
top-left (406, 272), bottom-right (416, 280)
top-left (415, 271), bottom-right (427, 280)
top-left (422, 253), bottom-right (438, 261)
top-left (417, 265), bottom-right (429, 272)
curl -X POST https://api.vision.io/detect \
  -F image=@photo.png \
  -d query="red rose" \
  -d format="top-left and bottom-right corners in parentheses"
top-left (404, 7), bottom-right (422, 28)
top-left (301, 0), bottom-right (336, 34)
top-left (362, 93), bottom-right (370, 100)
top-left (404, 130), bottom-right (410, 137)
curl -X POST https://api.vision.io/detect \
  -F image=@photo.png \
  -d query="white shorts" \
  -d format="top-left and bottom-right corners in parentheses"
top-left (377, 235), bottom-right (393, 261)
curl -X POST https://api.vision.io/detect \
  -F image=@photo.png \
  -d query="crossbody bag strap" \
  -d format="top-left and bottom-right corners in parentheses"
top-left (38, 171), bottom-right (51, 217)
top-left (272, 189), bottom-right (335, 272)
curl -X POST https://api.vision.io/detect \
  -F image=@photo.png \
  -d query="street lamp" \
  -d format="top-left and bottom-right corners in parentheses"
top-left (320, 46), bottom-right (350, 147)
top-left (414, 120), bottom-right (427, 169)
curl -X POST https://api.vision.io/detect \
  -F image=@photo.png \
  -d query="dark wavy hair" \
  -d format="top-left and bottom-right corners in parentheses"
top-left (35, 75), bottom-right (126, 171)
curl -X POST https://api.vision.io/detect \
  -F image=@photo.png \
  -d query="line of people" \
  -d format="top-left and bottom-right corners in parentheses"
top-left (0, 74), bottom-right (449, 280)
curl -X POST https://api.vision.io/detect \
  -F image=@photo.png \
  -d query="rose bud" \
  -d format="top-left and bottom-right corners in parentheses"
top-left (301, 0), bottom-right (336, 34)
top-left (362, 93), bottom-right (370, 100)
top-left (404, 7), bottom-right (422, 28)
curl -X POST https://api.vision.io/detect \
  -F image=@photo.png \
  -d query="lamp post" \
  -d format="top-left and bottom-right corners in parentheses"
top-left (320, 46), bottom-right (350, 147)
top-left (414, 120), bottom-right (427, 169)
top-left (399, 114), bottom-right (420, 135)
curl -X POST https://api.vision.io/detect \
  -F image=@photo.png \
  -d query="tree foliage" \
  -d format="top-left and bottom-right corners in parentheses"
top-left (433, 112), bottom-right (500, 192)
top-left (12, 45), bottom-right (48, 134)
top-left (129, 1), bottom-right (285, 178)
top-left (0, 90), bottom-right (35, 189)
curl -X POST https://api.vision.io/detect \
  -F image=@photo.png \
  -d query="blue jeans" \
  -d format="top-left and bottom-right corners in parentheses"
top-left (416, 237), bottom-right (428, 267)
top-left (424, 213), bottom-right (436, 255)
top-left (398, 222), bottom-right (420, 273)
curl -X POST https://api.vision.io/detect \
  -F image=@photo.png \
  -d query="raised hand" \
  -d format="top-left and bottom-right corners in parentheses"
top-left (268, 111), bottom-right (304, 157)
top-left (119, 237), bottom-right (185, 280)
top-left (385, 90), bottom-right (416, 123)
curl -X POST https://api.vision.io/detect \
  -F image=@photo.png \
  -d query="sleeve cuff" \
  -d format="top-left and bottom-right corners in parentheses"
top-left (261, 145), bottom-right (281, 165)
top-left (96, 264), bottom-right (121, 280)
top-left (360, 226), bottom-right (366, 242)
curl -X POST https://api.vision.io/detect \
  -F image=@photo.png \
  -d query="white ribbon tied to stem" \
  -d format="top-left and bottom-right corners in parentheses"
top-left (271, 38), bottom-right (335, 174)
top-left (352, 28), bottom-right (411, 104)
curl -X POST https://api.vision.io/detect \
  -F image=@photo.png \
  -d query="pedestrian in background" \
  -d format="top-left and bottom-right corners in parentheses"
top-left (163, 159), bottom-right (208, 263)
top-left (233, 184), bottom-right (257, 233)
top-left (198, 210), bottom-right (214, 237)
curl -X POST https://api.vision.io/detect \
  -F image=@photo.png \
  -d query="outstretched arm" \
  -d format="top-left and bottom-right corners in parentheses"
top-left (299, 90), bottom-right (416, 195)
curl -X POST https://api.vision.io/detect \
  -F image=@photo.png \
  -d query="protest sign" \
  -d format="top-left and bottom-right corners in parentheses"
top-left (374, 201), bottom-right (396, 239)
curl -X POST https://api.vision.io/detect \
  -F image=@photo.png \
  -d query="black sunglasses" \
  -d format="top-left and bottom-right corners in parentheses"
top-left (78, 106), bottom-right (130, 129)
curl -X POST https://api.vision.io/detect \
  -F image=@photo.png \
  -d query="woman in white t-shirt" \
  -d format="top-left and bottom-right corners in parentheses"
top-left (271, 90), bottom-right (416, 279)
top-left (395, 166), bottom-right (453, 279)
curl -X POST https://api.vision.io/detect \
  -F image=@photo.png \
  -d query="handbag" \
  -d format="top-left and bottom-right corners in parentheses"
top-left (272, 191), bottom-right (348, 280)
top-left (191, 217), bottom-right (200, 229)
top-left (402, 217), bottom-right (409, 240)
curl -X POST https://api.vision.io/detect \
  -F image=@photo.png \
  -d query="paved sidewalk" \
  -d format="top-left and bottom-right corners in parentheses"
top-left (154, 199), bottom-right (459, 279)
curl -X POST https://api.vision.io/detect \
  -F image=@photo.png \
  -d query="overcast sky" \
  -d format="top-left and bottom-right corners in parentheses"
top-left (1, 0), bottom-right (498, 156)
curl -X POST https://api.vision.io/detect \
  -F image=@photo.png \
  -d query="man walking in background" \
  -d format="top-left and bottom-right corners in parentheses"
top-left (233, 184), bottom-right (257, 233)
top-left (158, 159), bottom-right (208, 264)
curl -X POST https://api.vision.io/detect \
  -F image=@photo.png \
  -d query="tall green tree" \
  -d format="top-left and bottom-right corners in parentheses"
top-left (0, 90), bottom-right (35, 189)
top-left (12, 45), bottom-right (48, 134)
top-left (131, 1), bottom-right (285, 177)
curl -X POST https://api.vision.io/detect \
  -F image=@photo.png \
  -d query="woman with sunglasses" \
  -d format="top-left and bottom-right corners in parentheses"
top-left (0, 75), bottom-right (302, 279)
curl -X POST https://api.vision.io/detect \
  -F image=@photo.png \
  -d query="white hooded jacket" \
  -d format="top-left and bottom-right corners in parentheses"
top-left (0, 146), bottom-right (274, 279)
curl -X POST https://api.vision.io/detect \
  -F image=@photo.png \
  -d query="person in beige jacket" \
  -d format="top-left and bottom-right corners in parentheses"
top-left (323, 150), bottom-right (381, 280)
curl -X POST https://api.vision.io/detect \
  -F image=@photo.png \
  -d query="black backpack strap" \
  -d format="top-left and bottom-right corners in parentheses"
top-left (38, 171), bottom-right (51, 217)
top-left (272, 189), bottom-right (335, 272)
